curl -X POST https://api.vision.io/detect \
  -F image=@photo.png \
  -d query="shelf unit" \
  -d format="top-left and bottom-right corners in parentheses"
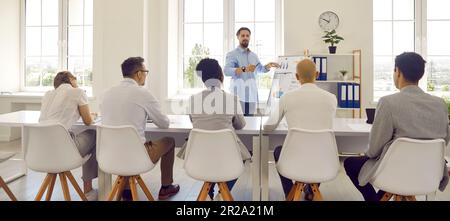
top-left (307, 50), bottom-right (363, 118)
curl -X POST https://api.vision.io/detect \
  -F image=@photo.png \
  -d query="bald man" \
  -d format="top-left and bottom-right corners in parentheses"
top-left (264, 59), bottom-right (338, 200)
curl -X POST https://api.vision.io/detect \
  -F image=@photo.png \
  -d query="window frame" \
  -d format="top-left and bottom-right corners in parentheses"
top-left (20, 0), bottom-right (93, 93)
top-left (373, 0), bottom-right (450, 101)
top-left (177, 0), bottom-right (283, 99)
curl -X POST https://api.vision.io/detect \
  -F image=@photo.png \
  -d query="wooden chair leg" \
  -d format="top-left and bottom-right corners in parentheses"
top-left (59, 173), bottom-right (71, 201)
top-left (107, 176), bottom-right (122, 201)
top-left (0, 176), bottom-right (17, 201)
top-left (136, 176), bottom-right (154, 201)
top-left (405, 196), bottom-right (417, 201)
top-left (286, 184), bottom-right (297, 201)
top-left (218, 182), bottom-right (234, 201)
top-left (394, 195), bottom-right (403, 201)
top-left (311, 184), bottom-right (323, 201)
top-left (115, 177), bottom-right (129, 201)
top-left (380, 193), bottom-right (393, 201)
top-left (129, 176), bottom-right (139, 201)
top-left (64, 171), bottom-right (88, 201)
top-left (35, 174), bottom-right (52, 201)
top-left (292, 182), bottom-right (305, 201)
top-left (197, 182), bottom-right (213, 201)
top-left (45, 174), bottom-right (57, 201)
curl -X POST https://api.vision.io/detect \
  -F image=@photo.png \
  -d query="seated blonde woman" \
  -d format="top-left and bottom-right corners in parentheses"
top-left (39, 71), bottom-right (98, 200)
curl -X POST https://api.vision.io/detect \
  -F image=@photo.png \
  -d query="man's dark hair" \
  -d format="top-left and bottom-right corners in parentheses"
top-left (121, 57), bottom-right (145, 77)
top-left (196, 58), bottom-right (223, 83)
top-left (395, 52), bottom-right (426, 83)
top-left (236, 27), bottom-right (252, 37)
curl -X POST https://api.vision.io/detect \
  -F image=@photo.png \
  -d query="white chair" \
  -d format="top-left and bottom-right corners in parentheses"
top-left (23, 123), bottom-right (90, 201)
top-left (97, 125), bottom-right (155, 201)
top-left (184, 129), bottom-right (245, 201)
top-left (370, 138), bottom-right (446, 201)
top-left (277, 129), bottom-right (340, 201)
top-left (0, 152), bottom-right (17, 201)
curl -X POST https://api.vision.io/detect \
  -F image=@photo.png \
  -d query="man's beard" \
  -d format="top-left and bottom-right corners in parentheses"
top-left (240, 41), bottom-right (249, 48)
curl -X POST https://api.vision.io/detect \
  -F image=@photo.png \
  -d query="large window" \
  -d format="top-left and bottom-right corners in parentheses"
top-left (23, 0), bottom-right (93, 93)
top-left (427, 0), bottom-right (450, 94)
top-left (373, 0), bottom-right (450, 101)
top-left (373, 0), bottom-right (415, 100)
top-left (180, 0), bottom-right (282, 99)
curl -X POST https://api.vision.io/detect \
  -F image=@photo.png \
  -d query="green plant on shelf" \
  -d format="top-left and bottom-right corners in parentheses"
top-left (339, 70), bottom-right (349, 81)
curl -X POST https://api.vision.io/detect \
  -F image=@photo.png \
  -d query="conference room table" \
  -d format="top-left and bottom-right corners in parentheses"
top-left (0, 111), bottom-right (372, 201)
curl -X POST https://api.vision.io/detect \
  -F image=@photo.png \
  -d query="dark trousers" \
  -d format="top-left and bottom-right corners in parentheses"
top-left (343, 157), bottom-right (385, 201)
top-left (208, 180), bottom-right (238, 199)
top-left (241, 102), bottom-right (257, 116)
top-left (273, 146), bottom-right (314, 198)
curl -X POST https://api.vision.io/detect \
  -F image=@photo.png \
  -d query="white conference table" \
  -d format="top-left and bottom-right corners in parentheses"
top-left (0, 111), bottom-right (264, 201)
top-left (0, 111), bottom-right (372, 201)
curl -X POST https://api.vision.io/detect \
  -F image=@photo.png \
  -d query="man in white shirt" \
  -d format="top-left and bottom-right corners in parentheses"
top-left (101, 57), bottom-right (180, 200)
top-left (263, 59), bottom-right (337, 200)
top-left (40, 71), bottom-right (98, 198)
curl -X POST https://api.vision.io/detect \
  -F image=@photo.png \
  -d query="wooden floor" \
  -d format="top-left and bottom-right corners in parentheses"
top-left (1, 140), bottom-right (450, 201)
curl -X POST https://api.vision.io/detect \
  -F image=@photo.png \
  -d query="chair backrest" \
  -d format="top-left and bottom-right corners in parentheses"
top-left (184, 129), bottom-right (245, 183)
top-left (96, 125), bottom-right (155, 176)
top-left (371, 138), bottom-right (446, 196)
top-left (23, 123), bottom-right (84, 173)
top-left (277, 128), bottom-right (340, 184)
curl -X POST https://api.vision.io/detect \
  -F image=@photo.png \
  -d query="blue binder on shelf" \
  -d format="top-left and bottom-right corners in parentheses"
top-left (320, 57), bottom-right (327, 81)
top-left (337, 83), bottom-right (348, 108)
top-left (353, 83), bottom-right (361, 108)
top-left (347, 83), bottom-right (354, 109)
top-left (313, 57), bottom-right (328, 81)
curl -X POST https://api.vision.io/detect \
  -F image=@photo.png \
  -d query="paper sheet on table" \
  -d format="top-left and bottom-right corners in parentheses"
top-left (347, 123), bottom-right (372, 132)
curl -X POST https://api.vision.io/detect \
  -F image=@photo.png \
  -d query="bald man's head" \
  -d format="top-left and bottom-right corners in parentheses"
top-left (296, 59), bottom-right (318, 84)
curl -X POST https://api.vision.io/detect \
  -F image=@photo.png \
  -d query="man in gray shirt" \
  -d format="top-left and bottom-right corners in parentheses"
top-left (344, 52), bottom-right (450, 201)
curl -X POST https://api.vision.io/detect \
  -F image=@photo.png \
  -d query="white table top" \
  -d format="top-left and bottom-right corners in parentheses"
top-left (145, 115), bottom-right (263, 135)
top-left (0, 111), bottom-right (41, 127)
top-left (0, 111), bottom-right (371, 136)
top-left (262, 117), bottom-right (371, 136)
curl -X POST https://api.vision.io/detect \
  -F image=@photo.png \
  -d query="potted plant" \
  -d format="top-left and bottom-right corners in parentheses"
top-left (322, 30), bottom-right (344, 54)
top-left (339, 70), bottom-right (349, 81)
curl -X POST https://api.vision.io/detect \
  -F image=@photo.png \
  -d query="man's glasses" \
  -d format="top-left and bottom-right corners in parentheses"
top-left (137, 70), bottom-right (149, 75)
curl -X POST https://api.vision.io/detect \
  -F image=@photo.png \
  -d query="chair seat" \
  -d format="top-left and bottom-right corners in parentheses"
top-left (30, 154), bottom-right (92, 174)
top-left (103, 166), bottom-right (155, 177)
top-left (0, 152), bottom-right (16, 164)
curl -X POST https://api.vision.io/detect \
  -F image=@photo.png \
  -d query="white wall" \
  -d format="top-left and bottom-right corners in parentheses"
top-left (92, 0), bottom-right (148, 111)
top-left (284, 0), bottom-right (374, 112)
top-left (0, 0), bottom-right (20, 93)
top-left (92, 0), bottom-right (177, 113)
top-left (0, 0), bottom-right (21, 141)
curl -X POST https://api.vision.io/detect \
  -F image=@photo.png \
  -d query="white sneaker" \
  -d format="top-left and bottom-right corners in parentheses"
top-left (85, 189), bottom-right (98, 201)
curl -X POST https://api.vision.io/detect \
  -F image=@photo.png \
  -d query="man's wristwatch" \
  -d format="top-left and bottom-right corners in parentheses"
top-left (241, 66), bottom-right (246, 72)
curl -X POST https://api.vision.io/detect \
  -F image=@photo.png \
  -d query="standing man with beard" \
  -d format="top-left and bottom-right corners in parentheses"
top-left (225, 27), bottom-right (280, 116)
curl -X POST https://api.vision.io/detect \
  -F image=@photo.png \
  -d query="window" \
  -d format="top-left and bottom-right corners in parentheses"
top-left (427, 0), bottom-right (450, 94)
top-left (234, 0), bottom-right (279, 98)
top-left (373, 0), bottom-right (450, 101)
top-left (373, 0), bottom-right (415, 100)
top-left (181, 0), bottom-right (224, 89)
top-left (180, 0), bottom-right (282, 100)
top-left (23, 0), bottom-right (93, 93)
